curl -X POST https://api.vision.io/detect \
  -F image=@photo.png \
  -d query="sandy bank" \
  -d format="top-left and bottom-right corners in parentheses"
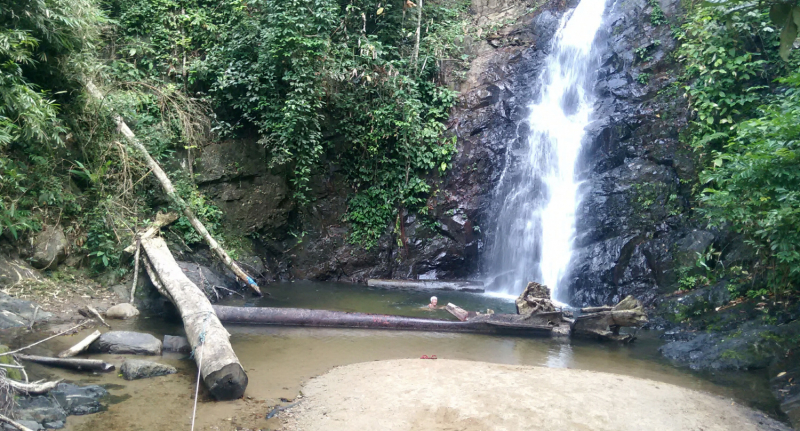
top-left (279, 359), bottom-right (789, 431)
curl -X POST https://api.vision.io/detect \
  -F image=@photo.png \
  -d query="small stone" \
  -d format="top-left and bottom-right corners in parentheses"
top-left (105, 303), bottom-right (139, 320)
top-left (89, 331), bottom-right (162, 355)
top-left (120, 359), bottom-right (177, 380)
top-left (163, 335), bottom-right (191, 353)
top-left (42, 421), bottom-right (64, 429)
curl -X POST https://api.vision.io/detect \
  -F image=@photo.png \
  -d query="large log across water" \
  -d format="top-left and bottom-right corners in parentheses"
top-left (366, 279), bottom-right (484, 293)
top-left (141, 237), bottom-right (247, 400)
top-left (213, 305), bottom-right (560, 336)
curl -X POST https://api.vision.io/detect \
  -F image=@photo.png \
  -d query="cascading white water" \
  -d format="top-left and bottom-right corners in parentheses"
top-left (486, 0), bottom-right (609, 302)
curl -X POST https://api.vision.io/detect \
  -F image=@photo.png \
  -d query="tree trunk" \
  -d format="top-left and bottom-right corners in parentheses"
top-left (141, 237), bottom-right (247, 400)
top-left (85, 81), bottom-right (262, 296)
top-left (58, 330), bottom-right (102, 358)
top-left (412, 0), bottom-right (423, 66)
top-left (16, 355), bottom-right (115, 372)
top-left (367, 279), bottom-right (484, 292)
top-left (213, 306), bottom-right (557, 336)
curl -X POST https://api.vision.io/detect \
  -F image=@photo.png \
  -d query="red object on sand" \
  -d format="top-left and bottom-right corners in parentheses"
top-left (420, 355), bottom-right (438, 359)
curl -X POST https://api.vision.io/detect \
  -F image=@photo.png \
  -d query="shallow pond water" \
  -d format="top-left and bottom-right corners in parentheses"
top-left (5, 281), bottom-right (785, 430)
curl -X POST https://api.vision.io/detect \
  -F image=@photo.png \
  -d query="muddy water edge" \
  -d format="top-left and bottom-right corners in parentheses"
top-left (2, 281), bottom-right (786, 430)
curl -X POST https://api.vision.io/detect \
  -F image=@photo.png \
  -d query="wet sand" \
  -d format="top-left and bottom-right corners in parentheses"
top-left (279, 359), bottom-right (790, 431)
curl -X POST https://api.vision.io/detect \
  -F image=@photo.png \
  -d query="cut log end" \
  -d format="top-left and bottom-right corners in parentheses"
top-left (204, 363), bottom-right (248, 401)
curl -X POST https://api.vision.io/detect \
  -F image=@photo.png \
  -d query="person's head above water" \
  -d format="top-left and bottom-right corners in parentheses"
top-left (429, 296), bottom-right (438, 307)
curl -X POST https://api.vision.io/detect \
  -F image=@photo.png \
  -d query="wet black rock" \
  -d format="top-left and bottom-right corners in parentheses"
top-left (15, 383), bottom-right (108, 429)
top-left (177, 261), bottom-right (238, 299)
top-left (567, 0), bottom-right (701, 307)
top-left (120, 359), bottom-right (177, 380)
top-left (15, 396), bottom-right (66, 428)
top-left (50, 383), bottom-right (108, 416)
top-left (163, 335), bottom-right (191, 353)
top-left (659, 320), bottom-right (800, 372)
top-left (89, 331), bottom-right (162, 355)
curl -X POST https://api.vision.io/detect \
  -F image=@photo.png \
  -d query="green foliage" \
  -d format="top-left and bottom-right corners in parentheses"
top-left (700, 73), bottom-right (800, 295)
top-left (636, 72), bottom-right (652, 85)
top-left (190, 0), bottom-right (465, 246)
top-left (649, 0), bottom-right (667, 26)
top-left (679, 1), bottom-right (800, 298)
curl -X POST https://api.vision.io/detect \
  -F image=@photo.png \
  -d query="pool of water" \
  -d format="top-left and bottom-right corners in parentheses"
top-left (219, 280), bottom-right (520, 317)
top-left (5, 282), bottom-right (786, 430)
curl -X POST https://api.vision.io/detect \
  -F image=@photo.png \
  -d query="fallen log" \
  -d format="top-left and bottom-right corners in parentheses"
top-left (16, 355), bottom-right (115, 372)
top-left (366, 279), bottom-right (484, 293)
top-left (58, 330), bottom-right (102, 358)
top-left (213, 305), bottom-right (559, 336)
top-left (86, 81), bottom-right (262, 296)
top-left (141, 236), bottom-right (247, 400)
top-left (445, 303), bottom-right (469, 322)
top-left (573, 295), bottom-right (648, 342)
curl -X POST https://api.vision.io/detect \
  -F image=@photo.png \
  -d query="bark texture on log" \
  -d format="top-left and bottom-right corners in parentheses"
top-left (141, 236), bottom-right (247, 400)
top-left (58, 330), bottom-right (102, 358)
top-left (16, 355), bottom-right (115, 372)
top-left (85, 81), bottom-right (261, 296)
top-left (515, 282), bottom-right (557, 315)
top-left (366, 279), bottom-right (484, 292)
top-left (573, 296), bottom-right (648, 342)
top-left (445, 303), bottom-right (469, 321)
top-left (213, 306), bottom-right (558, 336)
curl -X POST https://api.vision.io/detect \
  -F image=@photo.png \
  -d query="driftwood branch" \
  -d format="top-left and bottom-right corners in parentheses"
top-left (5, 377), bottom-right (62, 395)
top-left (58, 330), bottom-right (102, 358)
top-left (0, 321), bottom-right (91, 357)
top-left (16, 355), bottom-right (115, 372)
top-left (141, 237), bottom-right (247, 400)
top-left (86, 81), bottom-right (262, 296)
top-left (87, 306), bottom-right (110, 329)
top-left (130, 239), bottom-right (141, 301)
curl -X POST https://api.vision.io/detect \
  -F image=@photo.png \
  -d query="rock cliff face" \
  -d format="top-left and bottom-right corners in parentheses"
top-left (566, 0), bottom-right (700, 306)
top-left (194, 0), bottom-right (570, 283)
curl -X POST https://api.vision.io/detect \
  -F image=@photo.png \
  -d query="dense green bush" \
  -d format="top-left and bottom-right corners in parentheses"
top-left (678, 2), bottom-right (800, 296)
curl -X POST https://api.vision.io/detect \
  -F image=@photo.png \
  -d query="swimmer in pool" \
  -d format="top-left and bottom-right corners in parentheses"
top-left (426, 296), bottom-right (443, 309)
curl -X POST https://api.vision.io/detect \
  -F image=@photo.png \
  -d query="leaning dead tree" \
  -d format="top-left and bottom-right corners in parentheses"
top-left (142, 236), bottom-right (248, 400)
top-left (85, 81), bottom-right (261, 296)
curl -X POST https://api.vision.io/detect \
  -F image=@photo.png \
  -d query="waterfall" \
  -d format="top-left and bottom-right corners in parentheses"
top-left (486, 0), bottom-right (609, 302)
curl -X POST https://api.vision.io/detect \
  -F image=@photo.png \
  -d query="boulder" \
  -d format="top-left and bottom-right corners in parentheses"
top-left (0, 292), bottom-right (51, 330)
top-left (120, 359), bottom-right (177, 380)
top-left (163, 335), bottom-right (191, 354)
top-left (29, 226), bottom-right (67, 269)
top-left (50, 383), bottom-right (108, 415)
top-left (105, 303), bottom-right (139, 320)
top-left (515, 282), bottom-right (556, 315)
top-left (0, 255), bottom-right (41, 286)
top-left (89, 331), bottom-right (162, 355)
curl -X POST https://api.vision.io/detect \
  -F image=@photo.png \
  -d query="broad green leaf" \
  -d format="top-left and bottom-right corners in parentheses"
top-left (779, 19), bottom-right (798, 60)
top-left (770, 3), bottom-right (792, 26)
